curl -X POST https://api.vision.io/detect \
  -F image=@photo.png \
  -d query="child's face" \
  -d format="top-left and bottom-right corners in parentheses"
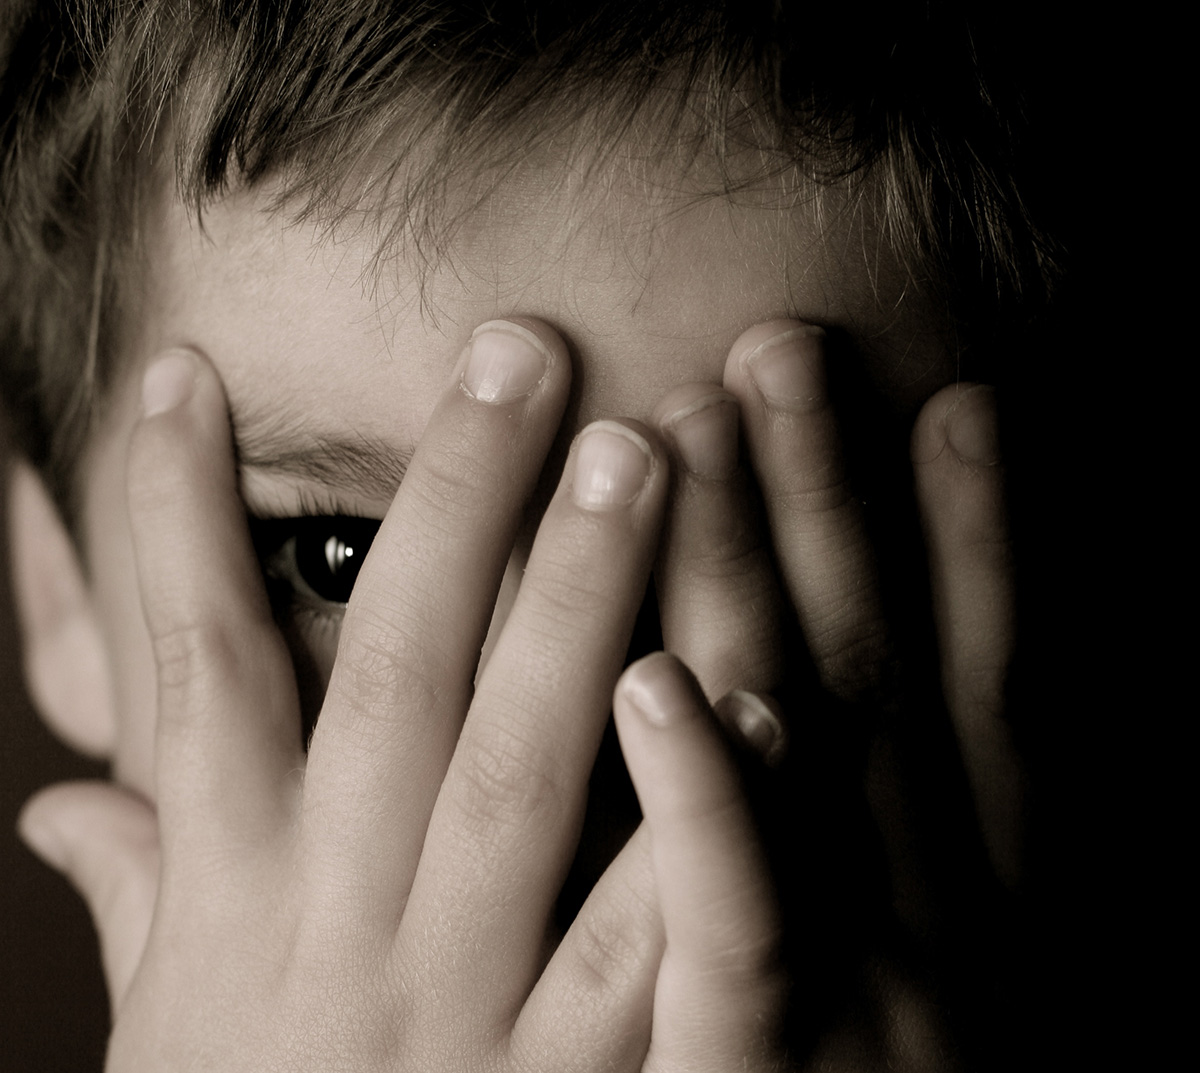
top-left (76, 147), bottom-right (954, 797)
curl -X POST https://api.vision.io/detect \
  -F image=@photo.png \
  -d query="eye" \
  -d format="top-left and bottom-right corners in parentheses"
top-left (248, 515), bottom-right (381, 744)
top-left (251, 515), bottom-right (381, 610)
top-left (290, 516), bottom-right (379, 604)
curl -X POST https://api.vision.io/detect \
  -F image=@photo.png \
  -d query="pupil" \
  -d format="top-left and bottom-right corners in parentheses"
top-left (295, 517), bottom-right (377, 603)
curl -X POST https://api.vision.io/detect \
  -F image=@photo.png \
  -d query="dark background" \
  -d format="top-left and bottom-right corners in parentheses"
top-left (0, 19), bottom-right (1144, 1067)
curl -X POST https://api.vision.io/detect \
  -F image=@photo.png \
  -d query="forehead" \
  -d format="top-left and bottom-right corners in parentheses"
top-left (128, 149), bottom-right (949, 513)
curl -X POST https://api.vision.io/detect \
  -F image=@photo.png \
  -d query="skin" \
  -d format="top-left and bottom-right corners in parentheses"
top-left (13, 141), bottom-right (1022, 1070)
top-left (86, 158), bottom-right (954, 796)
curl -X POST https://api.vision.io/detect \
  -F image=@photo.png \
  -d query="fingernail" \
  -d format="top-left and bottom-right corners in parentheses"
top-left (142, 350), bottom-right (198, 417)
top-left (572, 421), bottom-right (652, 510)
top-left (661, 392), bottom-right (739, 480)
top-left (946, 385), bottom-right (1001, 465)
top-left (462, 321), bottom-right (551, 403)
top-left (622, 653), bottom-right (694, 728)
top-left (742, 326), bottom-right (826, 412)
top-left (715, 690), bottom-right (787, 766)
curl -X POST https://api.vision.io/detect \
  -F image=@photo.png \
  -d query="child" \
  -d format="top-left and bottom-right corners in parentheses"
top-left (1, 2), bottom-right (1056, 1068)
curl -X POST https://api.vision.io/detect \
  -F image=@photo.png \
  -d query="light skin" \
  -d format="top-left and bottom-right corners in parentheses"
top-left (10, 139), bottom-right (1022, 1070)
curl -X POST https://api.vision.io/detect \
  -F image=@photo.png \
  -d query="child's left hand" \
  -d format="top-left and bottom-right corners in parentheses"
top-left (17, 320), bottom-right (791, 1073)
top-left (16, 317), bottom-right (1022, 1072)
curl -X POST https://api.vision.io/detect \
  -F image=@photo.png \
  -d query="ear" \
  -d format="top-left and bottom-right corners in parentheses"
top-left (7, 459), bottom-right (116, 757)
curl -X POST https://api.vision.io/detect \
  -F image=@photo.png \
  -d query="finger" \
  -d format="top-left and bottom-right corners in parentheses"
top-left (653, 384), bottom-right (788, 700)
top-left (402, 419), bottom-right (668, 1016)
top-left (126, 349), bottom-right (303, 857)
top-left (18, 782), bottom-right (160, 1009)
top-left (516, 689), bottom-right (787, 1071)
top-left (514, 825), bottom-right (661, 1073)
top-left (913, 383), bottom-right (1023, 886)
top-left (614, 653), bottom-right (787, 1072)
top-left (7, 460), bottom-right (115, 757)
top-left (301, 320), bottom-right (570, 915)
top-left (713, 688), bottom-right (788, 768)
top-left (724, 321), bottom-right (892, 703)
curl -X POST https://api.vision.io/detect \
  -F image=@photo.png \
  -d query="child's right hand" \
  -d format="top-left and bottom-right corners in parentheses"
top-left (18, 319), bottom-right (791, 1071)
top-left (647, 322), bottom-right (1023, 1068)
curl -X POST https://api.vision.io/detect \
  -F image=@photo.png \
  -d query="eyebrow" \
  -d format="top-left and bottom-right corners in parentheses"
top-left (236, 427), bottom-right (412, 507)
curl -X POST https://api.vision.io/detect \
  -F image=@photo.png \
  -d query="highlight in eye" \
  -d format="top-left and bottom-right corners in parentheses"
top-left (251, 515), bottom-right (381, 612)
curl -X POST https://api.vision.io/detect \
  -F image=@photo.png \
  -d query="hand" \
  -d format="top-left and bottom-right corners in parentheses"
top-left (16, 314), bottom-right (1022, 1071)
top-left (648, 321), bottom-right (1025, 1069)
top-left (17, 319), bottom-right (789, 1071)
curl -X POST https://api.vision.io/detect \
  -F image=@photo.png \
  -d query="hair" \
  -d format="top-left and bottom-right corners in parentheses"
top-left (0, 0), bottom-right (1058, 528)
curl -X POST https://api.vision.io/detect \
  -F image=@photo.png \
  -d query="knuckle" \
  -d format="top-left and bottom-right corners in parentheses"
top-left (332, 619), bottom-right (447, 721)
top-left (404, 440), bottom-right (506, 532)
top-left (568, 894), bottom-right (656, 996)
top-left (696, 902), bottom-right (787, 989)
top-left (810, 619), bottom-right (897, 704)
top-left (152, 619), bottom-right (238, 697)
top-left (775, 470), bottom-right (856, 519)
top-left (954, 522), bottom-right (1013, 567)
top-left (451, 721), bottom-right (567, 838)
top-left (518, 556), bottom-right (615, 628)
top-left (676, 510), bottom-right (769, 582)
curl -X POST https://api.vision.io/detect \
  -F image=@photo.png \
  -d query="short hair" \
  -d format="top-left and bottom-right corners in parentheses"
top-left (0, 0), bottom-right (1057, 528)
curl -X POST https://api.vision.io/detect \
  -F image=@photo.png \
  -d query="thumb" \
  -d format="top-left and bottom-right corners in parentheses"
top-left (18, 781), bottom-right (160, 1009)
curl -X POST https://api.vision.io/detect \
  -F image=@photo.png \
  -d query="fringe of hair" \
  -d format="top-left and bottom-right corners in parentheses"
top-left (1, 0), bottom-right (1060, 525)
